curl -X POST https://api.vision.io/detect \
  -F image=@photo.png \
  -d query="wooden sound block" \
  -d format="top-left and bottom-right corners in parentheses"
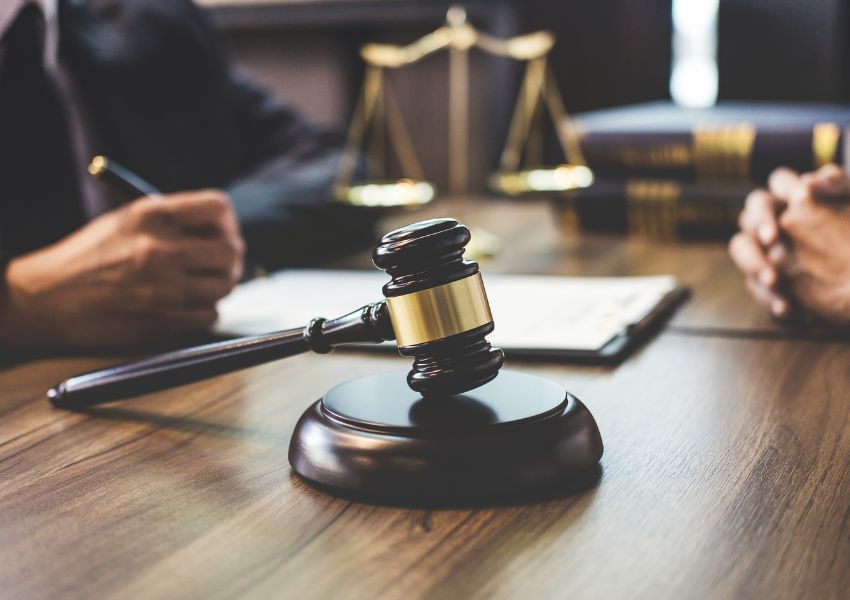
top-left (289, 370), bottom-right (603, 504)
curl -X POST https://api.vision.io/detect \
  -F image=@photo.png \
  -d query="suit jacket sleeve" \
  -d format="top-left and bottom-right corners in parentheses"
top-left (188, 12), bottom-right (374, 270)
top-left (62, 0), bottom-right (376, 270)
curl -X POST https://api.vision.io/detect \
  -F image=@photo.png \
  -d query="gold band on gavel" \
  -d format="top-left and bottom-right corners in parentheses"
top-left (386, 273), bottom-right (494, 347)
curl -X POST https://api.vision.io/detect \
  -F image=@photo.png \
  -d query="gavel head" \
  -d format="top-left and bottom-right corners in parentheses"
top-left (372, 218), bottom-right (505, 396)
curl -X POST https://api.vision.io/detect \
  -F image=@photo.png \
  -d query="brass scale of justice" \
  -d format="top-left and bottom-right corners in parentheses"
top-left (333, 5), bottom-right (594, 208)
top-left (49, 10), bottom-right (602, 504)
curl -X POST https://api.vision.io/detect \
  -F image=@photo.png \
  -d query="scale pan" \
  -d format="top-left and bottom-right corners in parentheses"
top-left (335, 179), bottom-right (437, 208)
top-left (490, 164), bottom-right (594, 196)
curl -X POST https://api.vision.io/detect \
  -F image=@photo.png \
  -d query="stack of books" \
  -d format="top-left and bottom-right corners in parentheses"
top-left (560, 101), bottom-right (850, 239)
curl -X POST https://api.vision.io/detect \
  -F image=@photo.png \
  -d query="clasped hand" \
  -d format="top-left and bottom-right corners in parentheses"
top-left (729, 164), bottom-right (850, 324)
top-left (1, 190), bottom-right (245, 347)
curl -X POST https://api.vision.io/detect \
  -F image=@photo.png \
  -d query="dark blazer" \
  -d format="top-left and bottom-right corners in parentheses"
top-left (52, 0), bottom-right (373, 269)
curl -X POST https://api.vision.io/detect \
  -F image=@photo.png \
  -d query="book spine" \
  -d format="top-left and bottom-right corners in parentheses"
top-left (557, 179), bottom-right (748, 239)
top-left (573, 123), bottom-right (843, 182)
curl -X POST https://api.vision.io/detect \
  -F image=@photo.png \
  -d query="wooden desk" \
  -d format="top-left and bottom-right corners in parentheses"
top-left (2, 201), bottom-right (848, 599)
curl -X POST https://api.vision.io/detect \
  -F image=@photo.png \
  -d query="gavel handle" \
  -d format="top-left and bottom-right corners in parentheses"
top-left (48, 301), bottom-right (394, 409)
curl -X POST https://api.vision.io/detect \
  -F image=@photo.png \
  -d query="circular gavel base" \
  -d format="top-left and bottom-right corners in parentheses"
top-left (288, 370), bottom-right (603, 505)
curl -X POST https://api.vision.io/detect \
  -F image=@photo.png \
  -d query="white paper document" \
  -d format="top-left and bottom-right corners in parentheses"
top-left (216, 270), bottom-right (679, 353)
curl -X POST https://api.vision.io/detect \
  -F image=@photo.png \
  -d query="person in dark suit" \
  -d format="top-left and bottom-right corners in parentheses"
top-left (0, 0), bottom-right (374, 347)
top-left (729, 164), bottom-right (850, 324)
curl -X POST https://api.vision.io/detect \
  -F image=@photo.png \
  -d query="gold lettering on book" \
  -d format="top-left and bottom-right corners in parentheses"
top-left (813, 122), bottom-right (840, 168)
top-left (692, 123), bottom-right (756, 181)
top-left (617, 145), bottom-right (693, 169)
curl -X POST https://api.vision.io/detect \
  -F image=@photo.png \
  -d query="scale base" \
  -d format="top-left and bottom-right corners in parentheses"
top-left (289, 370), bottom-right (603, 505)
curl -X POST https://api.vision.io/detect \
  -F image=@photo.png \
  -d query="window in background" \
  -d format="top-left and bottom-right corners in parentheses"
top-left (670, 0), bottom-right (718, 107)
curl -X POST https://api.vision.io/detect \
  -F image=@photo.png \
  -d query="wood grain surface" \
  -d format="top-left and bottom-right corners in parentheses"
top-left (1, 200), bottom-right (848, 599)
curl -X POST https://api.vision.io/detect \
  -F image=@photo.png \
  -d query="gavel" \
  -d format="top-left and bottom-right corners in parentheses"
top-left (48, 217), bottom-right (603, 504)
top-left (48, 218), bottom-right (505, 408)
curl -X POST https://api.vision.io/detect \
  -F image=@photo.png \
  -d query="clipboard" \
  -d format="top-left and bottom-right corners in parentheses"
top-left (216, 270), bottom-right (689, 364)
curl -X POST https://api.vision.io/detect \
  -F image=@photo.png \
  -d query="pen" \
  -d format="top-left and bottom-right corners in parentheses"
top-left (88, 155), bottom-right (161, 199)
top-left (88, 154), bottom-right (263, 278)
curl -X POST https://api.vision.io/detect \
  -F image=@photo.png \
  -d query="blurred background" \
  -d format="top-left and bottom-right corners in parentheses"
top-left (197, 0), bottom-right (850, 237)
top-left (201, 0), bottom-right (673, 191)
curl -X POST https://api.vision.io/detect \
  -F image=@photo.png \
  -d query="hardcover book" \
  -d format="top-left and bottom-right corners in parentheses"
top-left (567, 101), bottom-right (850, 182)
top-left (557, 178), bottom-right (749, 240)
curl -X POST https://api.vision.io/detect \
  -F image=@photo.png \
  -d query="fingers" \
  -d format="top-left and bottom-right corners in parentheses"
top-left (166, 190), bottom-right (242, 239)
top-left (745, 278), bottom-right (791, 318)
top-left (130, 190), bottom-right (241, 238)
top-left (729, 232), bottom-right (777, 284)
top-left (729, 231), bottom-right (793, 317)
top-left (767, 167), bottom-right (800, 201)
top-left (765, 240), bottom-right (800, 275)
top-left (128, 192), bottom-right (246, 282)
top-left (128, 234), bottom-right (241, 309)
top-left (122, 191), bottom-right (245, 314)
top-left (808, 164), bottom-right (850, 198)
top-left (786, 165), bottom-right (850, 210)
top-left (778, 200), bottom-right (818, 240)
top-left (739, 189), bottom-right (783, 245)
top-left (174, 237), bottom-right (245, 282)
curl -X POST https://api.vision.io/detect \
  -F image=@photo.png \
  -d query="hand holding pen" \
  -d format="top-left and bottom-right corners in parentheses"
top-left (0, 156), bottom-right (245, 348)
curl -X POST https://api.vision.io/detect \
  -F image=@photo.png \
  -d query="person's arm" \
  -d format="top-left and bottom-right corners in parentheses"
top-left (220, 73), bottom-right (376, 271)
top-left (0, 191), bottom-right (244, 348)
top-left (181, 1), bottom-right (374, 270)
